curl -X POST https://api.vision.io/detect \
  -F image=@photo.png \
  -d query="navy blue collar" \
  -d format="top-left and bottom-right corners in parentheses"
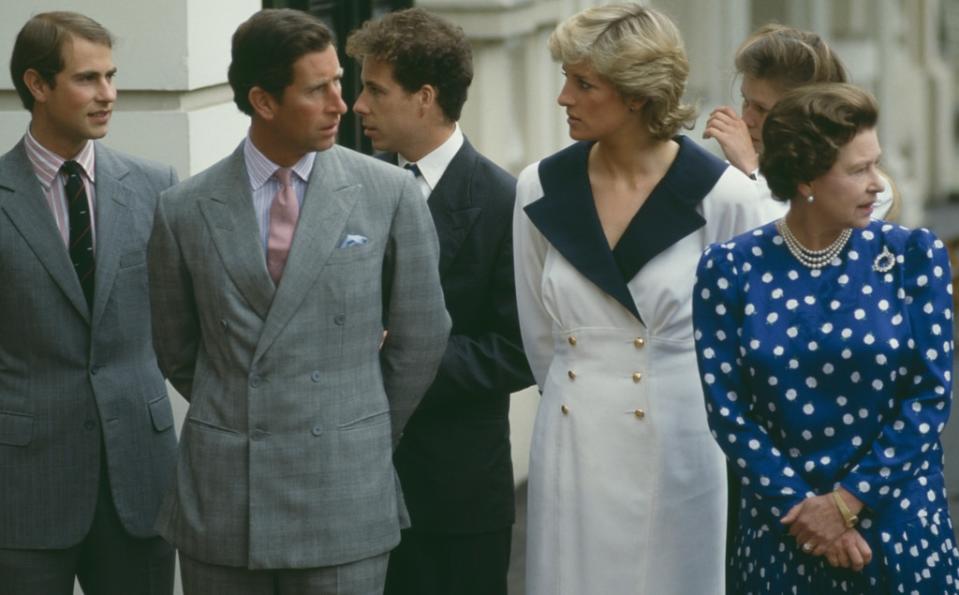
top-left (524, 135), bottom-right (726, 322)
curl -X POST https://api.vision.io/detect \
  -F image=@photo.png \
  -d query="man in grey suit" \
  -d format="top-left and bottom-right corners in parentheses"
top-left (0, 11), bottom-right (178, 595)
top-left (148, 9), bottom-right (450, 595)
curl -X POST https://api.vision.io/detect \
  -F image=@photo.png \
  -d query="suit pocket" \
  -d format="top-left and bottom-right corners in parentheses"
top-left (0, 411), bottom-right (33, 446)
top-left (337, 409), bottom-right (390, 431)
top-left (148, 395), bottom-right (175, 432)
top-left (325, 241), bottom-right (378, 264)
top-left (118, 249), bottom-right (147, 270)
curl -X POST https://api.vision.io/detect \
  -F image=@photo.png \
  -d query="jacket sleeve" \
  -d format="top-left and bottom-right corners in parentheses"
top-left (693, 243), bottom-right (814, 519)
top-left (839, 229), bottom-right (954, 514)
top-left (147, 190), bottom-right (199, 400)
top-left (380, 175), bottom-right (452, 445)
top-left (512, 165), bottom-right (553, 389)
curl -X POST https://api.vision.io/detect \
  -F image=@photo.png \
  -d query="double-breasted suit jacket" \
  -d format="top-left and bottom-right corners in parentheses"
top-left (148, 143), bottom-right (451, 569)
top-left (391, 139), bottom-right (533, 535)
top-left (0, 140), bottom-right (178, 548)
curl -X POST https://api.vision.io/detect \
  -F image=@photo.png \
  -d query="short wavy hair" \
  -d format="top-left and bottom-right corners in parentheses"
top-left (346, 8), bottom-right (472, 122)
top-left (760, 83), bottom-right (878, 202)
top-left (735, 24), bottom-right (847, 90)
top-left (548, 3), bottom-right (695, 140)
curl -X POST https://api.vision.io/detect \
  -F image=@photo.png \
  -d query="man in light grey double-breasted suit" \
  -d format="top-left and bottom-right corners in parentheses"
top-left (0, 11), bottom-right (178, 595)
top-left (148, 9), bottom-right (450, 595)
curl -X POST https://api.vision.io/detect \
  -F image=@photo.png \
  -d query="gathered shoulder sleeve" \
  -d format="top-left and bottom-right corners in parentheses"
top-left (513, 162), bottom-right (553, 389)
top-left (693, 241), bottom-right (814, 519)
top-left (840, 228), bottom-right (954, 514)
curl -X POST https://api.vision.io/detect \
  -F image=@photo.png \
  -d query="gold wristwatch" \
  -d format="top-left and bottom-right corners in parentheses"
top-left (831, 490), bottom-right (859, 529)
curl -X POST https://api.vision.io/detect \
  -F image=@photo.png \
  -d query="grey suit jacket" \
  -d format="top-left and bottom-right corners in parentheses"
top-left (148, 142), bottom-right (451, 569)
top-left (0, 140), bottom-right (178, 548)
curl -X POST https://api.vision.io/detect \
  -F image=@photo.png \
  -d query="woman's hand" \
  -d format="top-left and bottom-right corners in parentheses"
top-left (781, 494), bottom-right (847, 555)
top-left (702, 106), bottom-right (758, 175)
top-left (823, 529), bottom-right (873, 572)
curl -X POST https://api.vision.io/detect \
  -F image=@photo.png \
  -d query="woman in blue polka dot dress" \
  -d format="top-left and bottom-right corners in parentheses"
top-left (693, 83), bottom-right (959, 593)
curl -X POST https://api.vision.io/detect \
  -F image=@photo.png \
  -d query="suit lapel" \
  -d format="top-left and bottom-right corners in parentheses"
top-left (253, 146), bottom-right (360, 363)
top-left (428, 140), bottom-right (481, 277)
top-left (524, 141), bottom-right (642, 321)
top-left (0, 141), bottom-right (90, 322)
top-left (90, 145), bottom-right (131, 327)
top-left (199, 145), bottom-right (275, 319)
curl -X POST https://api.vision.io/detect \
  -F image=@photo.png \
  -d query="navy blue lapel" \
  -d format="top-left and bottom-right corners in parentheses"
top-left (524, 136), bottom-right (726, 323)
top-left (613, 135), bottom-right (725, 280)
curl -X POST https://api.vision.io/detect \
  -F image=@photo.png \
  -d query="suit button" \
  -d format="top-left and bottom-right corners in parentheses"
top-left (634, 337), bottom-right (646, 348)
top-left (249, 375), bottom-right (261, 388)
top-left (311, 426), bottom-right (322, 437)
top-left (220, 319), bottom-right (228, 330)
top-left (568, 336), bottom-right (577, 346)
top-left (561, 404), bottom-right (569, 415)
top-left (90, 365), bottom-right (101, 375)
top-left (567, 370), bottom-right (576, 380)
top-left (83, 419), bottom-right (96, 431)
top-left (311, 371), bottom-right (321, 382)
top-left (632, 372), bottom-right (643, 383)
top-left (251, 428), bottom-right (267, 441)
top-left (333, 314), bottom-right (346, 326)
top-left (634, 409), bottom-right (646, 419)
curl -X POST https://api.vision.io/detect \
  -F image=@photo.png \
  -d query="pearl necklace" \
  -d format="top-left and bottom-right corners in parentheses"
top-left (775, 218), bottom-right (852, 269)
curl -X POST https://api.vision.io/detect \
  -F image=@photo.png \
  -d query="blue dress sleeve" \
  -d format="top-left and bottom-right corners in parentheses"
top-left (840, 228), bottom-right (954, 514)
top-left (693, 243), bottom-right (815, 519)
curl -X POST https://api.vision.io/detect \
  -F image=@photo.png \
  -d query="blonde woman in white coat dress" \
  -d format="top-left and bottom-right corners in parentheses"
top-left (512, 4), bottom-right (764, 593)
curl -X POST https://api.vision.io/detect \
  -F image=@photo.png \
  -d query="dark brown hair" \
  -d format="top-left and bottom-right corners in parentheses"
top-left (228, 9), bottom-right (334, 116)
top-left (760, 83), bottom-right (878, 202)
top-left (735, 24), bottom-right (847, 92)
top-left (10, 12), bottom-right (114, 111)
top-left (346, 8), bottom-right (472, 122)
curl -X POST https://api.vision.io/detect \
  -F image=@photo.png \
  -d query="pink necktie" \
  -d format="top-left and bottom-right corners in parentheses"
top-left (267, 167), bottom-right (299, 284)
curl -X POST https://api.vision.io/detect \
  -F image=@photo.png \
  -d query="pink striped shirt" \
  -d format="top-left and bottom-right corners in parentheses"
top-left (23, 129), bottom-right (97, 252)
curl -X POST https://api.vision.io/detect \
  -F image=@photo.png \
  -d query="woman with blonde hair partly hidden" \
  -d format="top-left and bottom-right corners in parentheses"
top-left (693, 83), bottom-right (959, 593)
top-left (513, 3), bottom-right (762, 593)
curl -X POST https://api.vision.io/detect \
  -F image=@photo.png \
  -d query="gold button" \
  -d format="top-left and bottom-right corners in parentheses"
top-left (561, 404), bottom-right (569, 415)
top-left (634, 337), bottom-right (645, 348)
top-left (632, 372), bottom-right (642, 383)
top-left (568, 370), bottom-right (576, 380)
top-left (568, 336), bottom-right (577, 346)
top-left (634, 408), bottom-right (645, 419)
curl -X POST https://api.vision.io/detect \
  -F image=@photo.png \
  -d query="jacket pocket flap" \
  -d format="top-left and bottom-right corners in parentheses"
top-left (0, 411), bottom-right (33, 446)
top-left (148, 396), bottom-right (174, 432)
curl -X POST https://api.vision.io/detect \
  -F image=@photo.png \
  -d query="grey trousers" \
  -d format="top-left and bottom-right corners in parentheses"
top-left (179, 551), bottom-right (390, 595)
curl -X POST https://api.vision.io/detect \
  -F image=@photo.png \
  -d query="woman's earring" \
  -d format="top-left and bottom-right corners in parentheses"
top-left (807, 194), bottom-right (815, 203)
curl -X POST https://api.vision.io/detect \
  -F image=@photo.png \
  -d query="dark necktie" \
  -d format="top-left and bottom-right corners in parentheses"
top-left (62, 160), bottom-right (95, 309)
top-left (403, 162), bottom-right (422, 178)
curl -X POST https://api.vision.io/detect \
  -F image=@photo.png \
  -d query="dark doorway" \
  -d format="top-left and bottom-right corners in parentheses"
top-left (262, 0), bottom-right (414, 152)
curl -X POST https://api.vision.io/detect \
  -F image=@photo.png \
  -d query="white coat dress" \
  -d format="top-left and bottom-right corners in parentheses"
top-left (513, 136), bottom-right (763, 594)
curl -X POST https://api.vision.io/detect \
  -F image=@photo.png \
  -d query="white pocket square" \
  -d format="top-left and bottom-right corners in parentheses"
top-left (339, 234), bottom-right (369, 248)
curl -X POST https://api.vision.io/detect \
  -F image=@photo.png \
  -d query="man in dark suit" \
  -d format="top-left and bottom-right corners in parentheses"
top-left (0, 11), bottom-right (178, 595)
top-left (348, 9), bottom-right (533, 595)
top-left (148, 10), bottom-right (449, 595)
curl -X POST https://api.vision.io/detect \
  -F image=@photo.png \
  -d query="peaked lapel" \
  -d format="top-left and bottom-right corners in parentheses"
top-left (90, 145), bottom-right (132, 328)
top-left (524, 136), bottom-right (726, 323)
top-left (0, 140), bottom-right (90, 322)
top-left (252, 146), bottom-right (361, 364)
top-left (427, 139), bottom-right (481, 277)
top-left (198, 144), bottom-right (275, 319)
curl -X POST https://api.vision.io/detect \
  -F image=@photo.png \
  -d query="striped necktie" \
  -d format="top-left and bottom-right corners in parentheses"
top-left (62, 160), bottom-right (95, 309)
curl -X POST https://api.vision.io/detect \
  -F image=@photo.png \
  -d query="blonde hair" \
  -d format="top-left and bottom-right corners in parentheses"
top-left (548, 3), bottom-right (695, 140)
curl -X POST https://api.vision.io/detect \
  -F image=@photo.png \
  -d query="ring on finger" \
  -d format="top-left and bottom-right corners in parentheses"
top-left (802, 543), bottom-right (814, 553)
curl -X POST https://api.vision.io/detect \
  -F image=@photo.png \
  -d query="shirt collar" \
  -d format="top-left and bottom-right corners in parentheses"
top-left (23, 126), bottom-right (96, 189)
top-left (398, 123), bottom-right (463, 192)
top-left (243, 133), bottom-right (315, 191)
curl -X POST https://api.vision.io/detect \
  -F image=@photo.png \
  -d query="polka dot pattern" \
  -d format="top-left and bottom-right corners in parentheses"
top-left (693, 221), bottom-right (959, 591)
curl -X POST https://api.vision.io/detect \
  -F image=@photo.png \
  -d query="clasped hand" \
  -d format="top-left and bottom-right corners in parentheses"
top-left (781, 493), bottom-right (872, 572)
